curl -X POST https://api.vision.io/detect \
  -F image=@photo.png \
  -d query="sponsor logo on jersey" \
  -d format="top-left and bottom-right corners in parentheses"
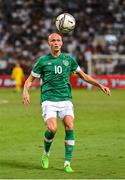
top-left (48, 62), bottom-right (52, 65)
top-left (62, 60), bottom-right (69, 66)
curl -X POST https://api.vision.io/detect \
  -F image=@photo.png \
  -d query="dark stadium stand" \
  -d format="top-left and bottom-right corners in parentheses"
top-left (0, 0), bottom-right (125, 75)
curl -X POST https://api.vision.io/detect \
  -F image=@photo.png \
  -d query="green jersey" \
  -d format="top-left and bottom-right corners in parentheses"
top-left (31, 53), bottom-right (79, 102)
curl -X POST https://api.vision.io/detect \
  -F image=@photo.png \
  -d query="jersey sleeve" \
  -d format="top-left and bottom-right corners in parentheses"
top-left (31, 57), bottom-right (42, 78)
top-left (70, 56), bottom-right (81, 72)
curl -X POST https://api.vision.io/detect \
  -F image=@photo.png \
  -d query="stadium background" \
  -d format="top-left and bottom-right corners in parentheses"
top-left (0, 0), bottom-right (125, 179)
top-left (0, 0), bottom-right (125, 76)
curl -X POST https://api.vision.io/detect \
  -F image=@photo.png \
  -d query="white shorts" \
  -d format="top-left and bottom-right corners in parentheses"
top-left (41, 100), bottom-right (74, 121)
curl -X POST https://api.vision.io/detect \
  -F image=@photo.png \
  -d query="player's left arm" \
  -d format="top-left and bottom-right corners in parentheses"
top-left (77, 69), bottom-right (111, 96)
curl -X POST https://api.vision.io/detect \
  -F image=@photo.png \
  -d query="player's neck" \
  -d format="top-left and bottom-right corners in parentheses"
top-left (51, 50), bottom-right (61, 58)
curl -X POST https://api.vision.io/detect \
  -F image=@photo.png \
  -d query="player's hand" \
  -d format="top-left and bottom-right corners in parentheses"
top-left (23, 90), bottom-right (30, 105)
top-left (99, 85), bottom-right (111, 96)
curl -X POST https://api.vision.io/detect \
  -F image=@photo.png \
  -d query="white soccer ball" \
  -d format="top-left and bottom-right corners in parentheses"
top-left (55, 13), bottom-right (76, 33)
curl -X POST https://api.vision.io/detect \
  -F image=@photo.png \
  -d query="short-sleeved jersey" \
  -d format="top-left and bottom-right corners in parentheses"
top-left (31, 53), bottom-right (79, 102)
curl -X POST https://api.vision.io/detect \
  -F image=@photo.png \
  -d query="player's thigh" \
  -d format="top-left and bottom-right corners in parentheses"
top-left (63, 115), bottom-right (74, 130)
top-left (42, 101), bottom-right (57, 132)
top-left (42, 101), bottom-right (57, 121)
top-left (58, 101), bottom-right (74, 120)
top-left (46, 118), bottom-right (57, 133)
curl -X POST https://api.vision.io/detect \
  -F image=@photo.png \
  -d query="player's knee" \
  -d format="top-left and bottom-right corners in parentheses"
top-left (48, 125), bottom-right (57, 134)
top-left (63, 115), bottom-right (74, 130)
top-left (48, 127), bottom-right (57, 134)
top-left (65, 122), bottom-right (74, 130)
top-left (46, 118), bottom-right (57, 133)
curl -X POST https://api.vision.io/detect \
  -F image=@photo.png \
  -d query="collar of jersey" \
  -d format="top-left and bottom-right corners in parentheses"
top-left (49, 53), bottom-right (62, 59)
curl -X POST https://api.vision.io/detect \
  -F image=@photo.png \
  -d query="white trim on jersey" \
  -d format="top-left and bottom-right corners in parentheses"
top-left (75, 66), bottom-right (81, 72)
top-left (31, 71), bottom-right (40, 78)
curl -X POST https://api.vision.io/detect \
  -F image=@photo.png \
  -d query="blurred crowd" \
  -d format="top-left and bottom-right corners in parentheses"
top-left (0, 0), bottom-right (125, 75)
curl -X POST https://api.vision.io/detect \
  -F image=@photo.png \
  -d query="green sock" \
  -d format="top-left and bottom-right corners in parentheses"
top-left (65, 130), bottom-right (75, 162)
top-left (44, 130), bottom-right (55, 154)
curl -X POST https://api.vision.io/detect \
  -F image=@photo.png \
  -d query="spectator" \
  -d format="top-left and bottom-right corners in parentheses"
top-left (11, 63), bottom-right (24, 92)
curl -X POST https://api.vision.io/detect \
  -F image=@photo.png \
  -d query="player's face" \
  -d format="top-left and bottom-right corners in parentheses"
top-left (48, 33), bottom-right (63, 52)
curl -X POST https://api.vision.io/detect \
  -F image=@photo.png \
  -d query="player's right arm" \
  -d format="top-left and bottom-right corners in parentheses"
top-left (23, 74), bottom-right (36, 105)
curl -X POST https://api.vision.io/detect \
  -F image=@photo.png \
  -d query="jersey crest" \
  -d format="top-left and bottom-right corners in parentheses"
top-left (62, 60), bottom-right (69, 66)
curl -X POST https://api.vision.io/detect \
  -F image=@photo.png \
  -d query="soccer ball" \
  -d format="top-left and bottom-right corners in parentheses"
top-left (55, 13), bottom-right (76, 33)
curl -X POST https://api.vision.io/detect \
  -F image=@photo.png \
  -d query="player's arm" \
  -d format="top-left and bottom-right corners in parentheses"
top-left (23, 74), bottom-right (36, 105)
top-left (77, 69), bottom-right (111, 96)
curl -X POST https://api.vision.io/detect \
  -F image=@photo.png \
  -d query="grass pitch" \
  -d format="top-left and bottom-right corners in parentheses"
top-left (0, 88), bottom-right (125, 179)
